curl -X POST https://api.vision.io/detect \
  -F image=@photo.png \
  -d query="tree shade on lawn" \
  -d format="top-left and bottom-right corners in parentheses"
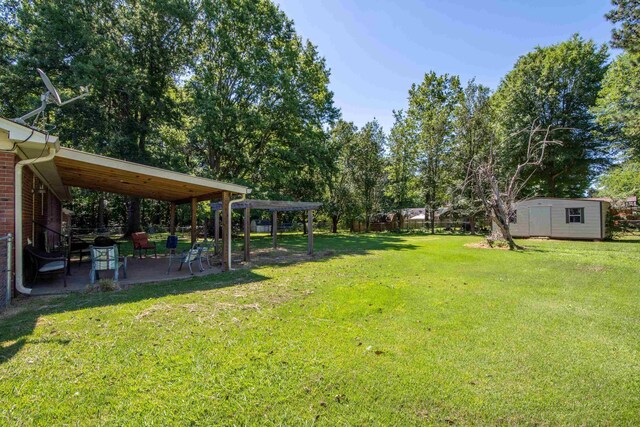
top-left (1, 233), bottom-right (639, 425)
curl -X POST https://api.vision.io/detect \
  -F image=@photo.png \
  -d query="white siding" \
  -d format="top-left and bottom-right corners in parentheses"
top-left (508, 198), bottom-right (604, 240)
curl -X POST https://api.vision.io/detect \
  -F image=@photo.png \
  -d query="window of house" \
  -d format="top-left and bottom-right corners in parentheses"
top-left (566, 208), bottom-right (584, 224)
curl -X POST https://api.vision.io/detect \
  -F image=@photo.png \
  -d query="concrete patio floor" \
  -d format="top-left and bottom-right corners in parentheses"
top-left (29, 254), bottom-right (223, 295)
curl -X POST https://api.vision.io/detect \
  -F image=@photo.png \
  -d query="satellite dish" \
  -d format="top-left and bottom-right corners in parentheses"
top-left (12, 68), bottom-right (89, 126)
top-left (37, 68), bottom-right (62, 105)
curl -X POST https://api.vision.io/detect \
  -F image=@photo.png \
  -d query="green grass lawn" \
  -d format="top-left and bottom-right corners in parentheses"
top-left (1, 234), bottom-right (639, 425)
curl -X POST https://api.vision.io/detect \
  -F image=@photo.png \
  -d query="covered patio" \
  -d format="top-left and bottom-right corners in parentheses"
top-left (16, 145), bottom-right (250, 295)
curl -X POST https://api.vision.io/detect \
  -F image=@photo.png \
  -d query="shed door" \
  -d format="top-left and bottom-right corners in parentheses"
top-left (529, 206), bottom-right (551, 236)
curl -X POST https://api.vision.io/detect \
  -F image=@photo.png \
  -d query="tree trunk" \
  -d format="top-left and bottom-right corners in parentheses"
top-left (331, 215), bottom-right (339, 233)
top-left (124, 197), bottom-right (142, 237)
top-left (491, 214), bottom-right (521, 250)
top-left (430, 208), bottom-right (435, 234)
top-left (469, 215), bottom-right (476, 234)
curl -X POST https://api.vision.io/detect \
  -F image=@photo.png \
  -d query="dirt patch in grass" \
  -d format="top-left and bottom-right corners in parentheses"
top-left (464, 242), bottom-right (511, 250)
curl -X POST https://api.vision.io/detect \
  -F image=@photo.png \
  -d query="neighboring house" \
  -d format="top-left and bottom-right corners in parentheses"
top-left (0, 117), bottom-right (249, 296)
top-left (507, 198), bottom-right (610, 240)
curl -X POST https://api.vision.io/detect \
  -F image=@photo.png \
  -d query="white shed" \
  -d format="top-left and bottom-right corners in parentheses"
top-left (506, 198), bottom-right (610, 240)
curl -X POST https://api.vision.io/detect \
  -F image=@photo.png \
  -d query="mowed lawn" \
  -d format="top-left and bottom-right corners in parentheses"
top-left (1, 234), bottom-right (639, 425)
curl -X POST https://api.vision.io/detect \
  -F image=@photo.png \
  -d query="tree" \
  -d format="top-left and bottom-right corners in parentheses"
top-left (492, 35), bottom-right (609, 197)
top-left (188, 0), bottom-right (338, 196)
top-left (2, 0), bottom-right (198, 235)
top-left (594, 52), bottom-right (640, 157)
top-left (385, 110), bottom-right (419, 229)
top-left (606, 0), bottom-right (640, 53)
top-left (406, 72), bottom-right (462, 233)
top-left (596, 160), bottom-right (640, 200)
top-left (325, 120), bottom-right (358, 233)
top-left (348, 120), bottom-right (386, 231)
top-left (469, 122), bottom-right (562, 250)
top-left (452, 80), bottom-right (493, 232)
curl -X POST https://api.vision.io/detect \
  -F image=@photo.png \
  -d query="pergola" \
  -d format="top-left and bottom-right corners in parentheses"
top-left (209, 199), bottom-right (322, 266)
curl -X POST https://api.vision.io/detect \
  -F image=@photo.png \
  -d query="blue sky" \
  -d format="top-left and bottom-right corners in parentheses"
top-left (276, 0), bottom-right (617, 131)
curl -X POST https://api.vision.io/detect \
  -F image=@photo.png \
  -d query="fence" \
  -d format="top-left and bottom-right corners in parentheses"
top-left (0, 234), bottom-right (13, 309)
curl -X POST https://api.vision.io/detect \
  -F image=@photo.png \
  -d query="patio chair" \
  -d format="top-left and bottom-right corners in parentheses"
top-left (199, 239), bottom-right (216, 269)
top-left (89, 245), bottom-right (127, 284)
top-left (24, 245), bottom-right (67, 287)
top-left (167, 242), bottom-right (203, 275)
top-left (132, 232), bottom-right (157, 259)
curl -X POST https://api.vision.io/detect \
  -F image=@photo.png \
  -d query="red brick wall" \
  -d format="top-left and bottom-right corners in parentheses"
top-left (22, 166), bottom-right (33, 247)
top-left (0, 152), bottom-right (16, 236)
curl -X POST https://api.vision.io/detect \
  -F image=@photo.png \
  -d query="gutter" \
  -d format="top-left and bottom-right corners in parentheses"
top-left (227, 190), bottom-right (251, 270)
top-left (14, 146), bottom-right (57, 295)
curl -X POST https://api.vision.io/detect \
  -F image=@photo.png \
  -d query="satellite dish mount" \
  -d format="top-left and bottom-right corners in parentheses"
top-left (13, 68), bottom-right (89, 126)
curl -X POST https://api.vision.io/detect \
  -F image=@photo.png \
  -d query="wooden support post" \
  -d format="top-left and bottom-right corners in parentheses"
top-left (272, 211), bottom-right (278, 249)
top-left (169, 202), bottom-right (176, 235)
top-left (308, 210), bottom-right (314, 255)
top-left (221, 192), bottom-right (230, 271)
top-left (191, 197), bottom-right (197, 245)
top-left (214, 209), bottom-right (220, 254)
top-left (244, 207), bottom-right (251, 262)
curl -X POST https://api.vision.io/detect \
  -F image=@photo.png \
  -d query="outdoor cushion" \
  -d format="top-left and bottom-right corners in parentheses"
top-left (39, 261), bottom-right (66, 272)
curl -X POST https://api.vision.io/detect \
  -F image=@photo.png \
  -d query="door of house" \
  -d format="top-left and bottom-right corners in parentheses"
top-left (529, 206), bottom-right (551, 236)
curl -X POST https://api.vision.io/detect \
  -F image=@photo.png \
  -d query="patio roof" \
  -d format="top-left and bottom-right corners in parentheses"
top-left (209, 199), bottom-right (321, 212)
top-left (42, 147), bottom-right (249, 204)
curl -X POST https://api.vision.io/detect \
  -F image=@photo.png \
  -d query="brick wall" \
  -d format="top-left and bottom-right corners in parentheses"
top-left (0, 152), bottom-right (16, 236)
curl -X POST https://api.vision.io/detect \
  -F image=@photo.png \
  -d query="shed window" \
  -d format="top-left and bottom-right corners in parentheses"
top-left (566, 208), bottom-right (584, 224)
top-left (509, 210), bottom-right (517, 224)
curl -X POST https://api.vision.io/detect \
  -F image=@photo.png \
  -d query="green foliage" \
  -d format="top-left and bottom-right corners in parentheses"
top-left (187, 0), bottom-right (338, 196)
top-left (347, 120), bottom-right (386, 229)
top-left (492, 35), bottom-right (609, 197)
top-left (405, 71), bottom-right (463, 230)
top-left (596, 160), bottom-right (640, 199)
top-left (385, 110), bottom-right (419, 217)
top-left (594, 52), bottom-right (640, 157)
top-left (606, 0), bottom-right (640, 53)
top-left (325, 120), bottom-right (359, 231)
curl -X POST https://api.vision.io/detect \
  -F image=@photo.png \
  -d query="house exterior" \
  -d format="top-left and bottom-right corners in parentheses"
top-left (0, 117), bottom-right (249, 298)
top-left (508, 198), bottom-right (610, 240)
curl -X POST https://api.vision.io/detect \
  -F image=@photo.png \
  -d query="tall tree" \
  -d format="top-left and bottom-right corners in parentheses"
top-left (452, 80), bottom-right (493, 232)
top-left (606, 0), bottom-right (640, 53)
top-left (2, 0), bottom-right (198, 234)
top-left (325, 120), bottom-right (358, 233)
top-left (386, 110), bottom-right (419, 228)
top-left (594, 52), bottom-right (640, 158)
top-left (405, 72), bottom-right (462, 233)
top-left (188, 0), bottom-right (338, 196)
top-left (348, 120), bottom-right (386, 231)
top-left (492, 35), bottom-right (609, 197)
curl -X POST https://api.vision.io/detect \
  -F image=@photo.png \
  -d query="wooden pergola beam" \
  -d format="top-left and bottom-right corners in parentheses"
top-left (272, 211), bottom-right (278, 249)
top-left (221, 191), bottom-right (231, 271)
top-left (214, 209), bottom-right (220, 255)
top-left (190, 197), bottom-right (197, 244)
top-left (244, 206), bottom-right (251, 262)
top-left (308, 210), bottom-right (314, 255)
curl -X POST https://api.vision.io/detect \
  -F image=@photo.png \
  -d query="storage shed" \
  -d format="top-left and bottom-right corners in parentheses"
top-left (507, 198), bottom-right (610, 240)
